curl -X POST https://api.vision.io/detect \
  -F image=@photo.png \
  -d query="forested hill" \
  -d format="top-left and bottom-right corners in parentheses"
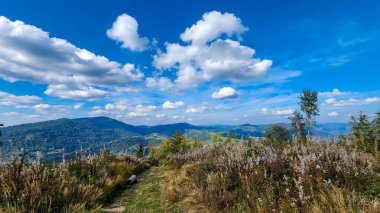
top-left (0, 117), bottom-right (351, 162)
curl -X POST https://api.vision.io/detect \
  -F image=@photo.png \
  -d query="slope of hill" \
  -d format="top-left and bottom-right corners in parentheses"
top-left (0, 117), bottom-right (351, 162)
top-left (1, 117), bottom-right (147, 161)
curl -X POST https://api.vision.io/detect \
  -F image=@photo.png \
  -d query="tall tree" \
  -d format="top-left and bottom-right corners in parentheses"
top-left (288, 110), bottom-right (306, 143)
top-left (0, 123), bottom-right (3, 162)
top-left (299, 89), bottom-right (319, 138)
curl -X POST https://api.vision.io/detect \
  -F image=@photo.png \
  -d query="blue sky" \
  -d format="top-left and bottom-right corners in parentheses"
top-left (0, 0), bottom-right (379, 126)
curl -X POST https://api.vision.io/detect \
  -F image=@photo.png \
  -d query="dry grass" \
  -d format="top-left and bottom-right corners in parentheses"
top-left (163, 140), bottom-right (380, 212)
top-left (0, 151), bottom-right (146, 212)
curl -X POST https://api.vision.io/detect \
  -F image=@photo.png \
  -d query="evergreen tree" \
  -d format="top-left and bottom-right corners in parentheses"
top-left (136, 143), bottom-right (144, 158)
top-left (299, 89), bottom-right (319, 138)
top-left (234, 133), bottom-right (240, 143)
top-left (350, 112), bottom-right (376, 153)
top-left (225, 132), bottom-right (232, 144)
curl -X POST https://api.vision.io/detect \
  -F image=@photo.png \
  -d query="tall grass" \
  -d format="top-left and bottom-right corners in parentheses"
top-left (163, 139), bottom-right (380, 212)
top-left (0, 151), bottom-right (147, 212)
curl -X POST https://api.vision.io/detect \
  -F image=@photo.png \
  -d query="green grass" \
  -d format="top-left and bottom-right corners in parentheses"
top-left (122, 166), bottom-right (185, 213)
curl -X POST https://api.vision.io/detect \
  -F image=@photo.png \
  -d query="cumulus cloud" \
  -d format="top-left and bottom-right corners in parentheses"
top-left (274, 109), bottom-right (294, 115)
top-left (105, 103), bottom-right (127, 111)
top-left (212, 87), bottom-right (239, 99)
top-left (328, 112), bottom-right (338, 117)
top-left (324, 98), bottom-right (356, 107)
top-left (180, 11), bottom-right (248, 45)
top-left (364, 97), bottom-right (379, 104)
top-left (152, 11), bottom-right (272, 88)
top-left (107, 13), bottom-right (149, 51)
top-left (145, 77), bottom-right (173, 91)
top-left (319, 88), bottom-right (350, 97)
top-left (185, 106), bottom-right (207, 113)
top-left (127, 105), bottom-right (156, 117)
top-left (162, 101), bottom-right (184, 109)
top-left (0, 90), bottom-right (41, 106)
top-left (0, 16), bottom-right (143, 100)
top-left (73, 103), bottom-right (84, 109)
top-left (32, 103), bottom-right (70, 115)
top-left (261, 107), bottom-right (269, 114)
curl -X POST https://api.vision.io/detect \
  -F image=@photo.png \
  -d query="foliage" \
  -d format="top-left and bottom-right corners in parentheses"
top-left (299, 89), bottom-right (319, 137)
top-left (191, 137), bottom-right (203, 149)
top-left (136, 144), bottom-right (144, 158)
top-left (264, 125), bottom-right (291, 149)
top-left (350, 111), bottom-right (378, 153)
top-left (289, 110), bottom-right (307, 144)
top-left (159, 131), bottom-right (191, 158)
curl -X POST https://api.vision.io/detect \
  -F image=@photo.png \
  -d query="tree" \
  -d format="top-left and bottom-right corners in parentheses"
top-left (136, 143), bottom-right (144, 158)
top-left (374, 110), bottom-right (380, 151)
top-left (192, 137), bottom-right (203, 149)
top-left (0, 123), bottom-right (3, 161)
top-left (350, 112), bottom-right (376, 153)
top-left (264, 125), bottom-right (291, 149)
top-left (159, 131), bottom-right (190, 157)
top-left (211, 133), bottom-right (223, 144)
top-left (288, 110), bottom-right (306, 143)
top-left (149, 144), bottom-right (157, 159)
top-left (299, 89), bottom-right (319, 138)
top-left (234, 133), bottom-right (240, 143)
top-left (225, 132), bottom-right (232, 144)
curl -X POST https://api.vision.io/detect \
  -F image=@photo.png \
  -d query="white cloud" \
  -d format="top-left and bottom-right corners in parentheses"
top-left (319, 88), bottom-right (350, 97)
top-left (274, 109), bottom-right (294, 115)
top-left (261, 107), bottom-right (269, 114)
top-left (127, 104), bottom-right (156, 117)
top-left (0, 91), bottom-right (41, 106)
top-left (32, 104), bottom-right (70, 115)
top-left (325, 98), bottom-right (337, 104)
top-left (162, 101), bottom-right (184, 109)
top-left (89, 109), bottom-right (109, 116)
top-left (3, 112), bottom-right (19, 116)
top-left (212, 87), bottom-right (239, 99)
top-left (324, 98), bottom-right (357, 107)
top-left (0, 16), bottom-right (143, 100)
top-left (104, 103), bottom-right (127, 111)
top-left (180, 11), bottom-right (247, 45)
top-left (153, 11), bottom-right (272, 89)
top-left (107, 13), bottom-right (149, 51)
top-left (328, 112), bottom-right (338, 117)
top-left (73, 103), bottom-right (84, 109)
top-left (145, 77), bottom-right (173, 91)
top-left (185, 106), bottom-right (207, 113)
top-left (364, 97), bottom-right (379, 104)
top-left (155, 114), bottom-right (165, 118)
top-left (44, 84), bottom-right (109, 100)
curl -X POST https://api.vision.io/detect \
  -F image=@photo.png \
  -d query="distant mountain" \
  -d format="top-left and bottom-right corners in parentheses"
top-left (0, 117), bottom-right (352, 162)
top-left (147, 123), bottom-right (203, 135)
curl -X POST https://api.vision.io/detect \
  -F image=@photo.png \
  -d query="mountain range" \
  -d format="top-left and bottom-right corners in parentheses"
top-left (0, 116), bottom-right (351, 162)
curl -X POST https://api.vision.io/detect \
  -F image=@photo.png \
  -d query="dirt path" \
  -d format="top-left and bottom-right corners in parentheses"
top-left (101, 166), bottom-right (185, 213)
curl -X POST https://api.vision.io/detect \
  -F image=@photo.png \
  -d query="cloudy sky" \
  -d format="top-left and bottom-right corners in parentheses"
top-left (0, 0), bottom-right (379, 126)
